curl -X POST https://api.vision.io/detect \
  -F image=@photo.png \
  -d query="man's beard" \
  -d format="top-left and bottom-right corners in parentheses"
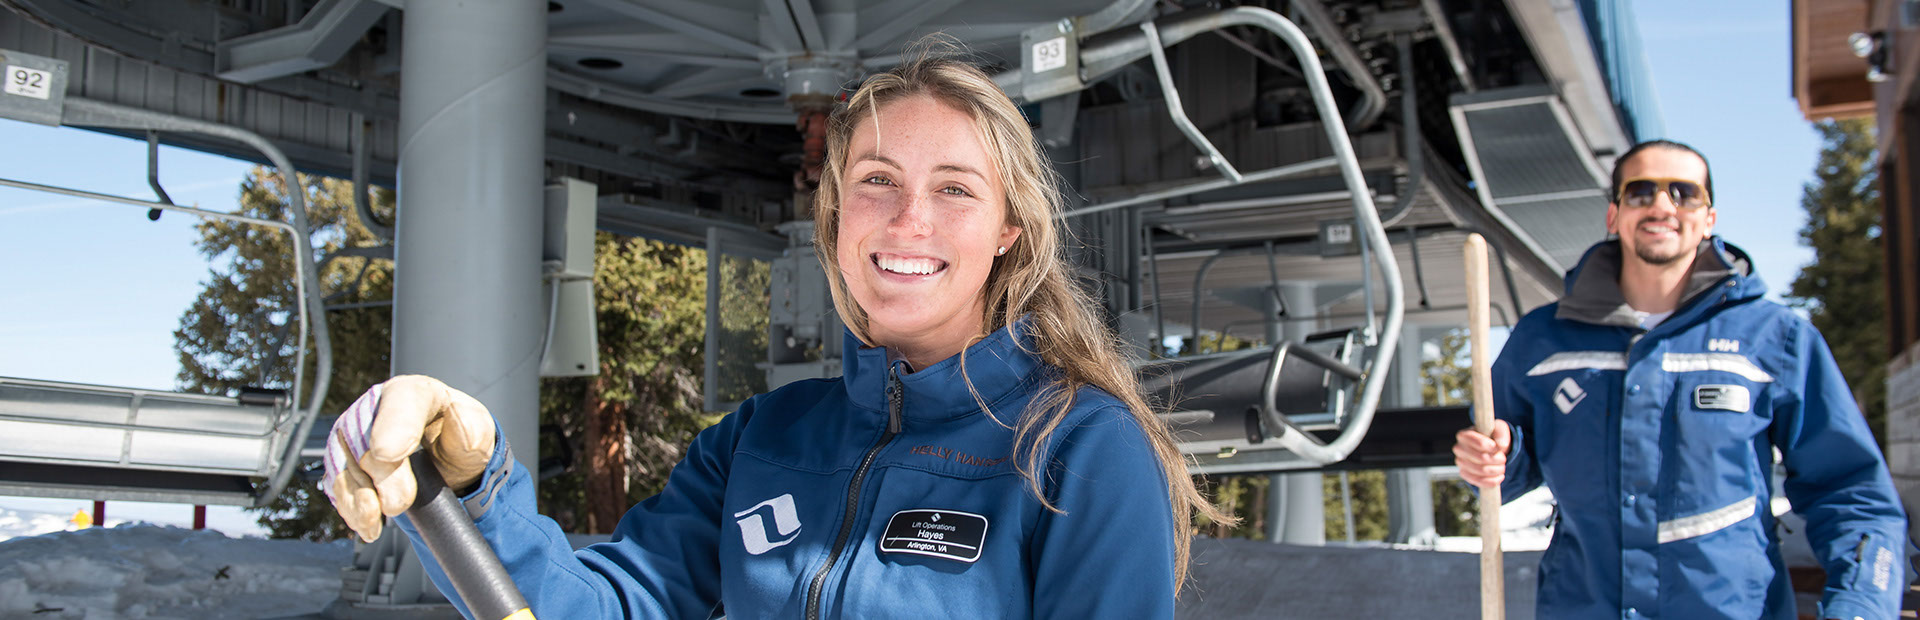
top-left (1627, 218), bottom-right (1692, 266)
top-left (1634, 242), bottom-right (1689, 266)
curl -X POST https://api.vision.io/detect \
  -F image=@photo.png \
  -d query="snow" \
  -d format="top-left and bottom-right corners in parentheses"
top-left (0, 500), bottom-right (349, 619)
top-left (1431, 486), bottom-right (1557, 553)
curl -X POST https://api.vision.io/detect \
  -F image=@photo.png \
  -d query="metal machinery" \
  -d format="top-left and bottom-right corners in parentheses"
top-left (0, 0), bottom-right (1657, 613)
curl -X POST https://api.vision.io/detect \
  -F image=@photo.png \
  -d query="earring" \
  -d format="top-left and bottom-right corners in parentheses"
top-left (997, 246), bottom-right (1007, 256)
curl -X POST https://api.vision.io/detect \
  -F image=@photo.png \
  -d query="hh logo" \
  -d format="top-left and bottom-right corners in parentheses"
top-left (734, 494), bottom-right (801, 555)
top-left (1552, 377), bottom-right (1587, 414)
top-left (1708, 338), bottom-right (1740, 353)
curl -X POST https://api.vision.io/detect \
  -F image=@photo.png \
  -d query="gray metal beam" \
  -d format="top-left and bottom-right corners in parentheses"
top-left (852, 0), bottom-right (966, 51)
top-left (215, 0), bottom-right (390, 84)
top-left (593, 0), bottom-right (767, 56)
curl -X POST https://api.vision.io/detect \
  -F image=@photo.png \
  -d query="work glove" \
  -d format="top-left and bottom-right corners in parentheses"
top-left (1452, 420), bottom-right (1512, 489)
top-left (321, 375), bottom-right (496, 543)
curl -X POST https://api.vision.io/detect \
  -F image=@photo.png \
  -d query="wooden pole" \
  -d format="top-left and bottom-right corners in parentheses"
top-left (1464, 233), bottom-right (1505, 620)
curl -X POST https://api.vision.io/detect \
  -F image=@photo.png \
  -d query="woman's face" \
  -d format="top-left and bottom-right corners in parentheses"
top-left (836, 94), bottom-right (1022, 358)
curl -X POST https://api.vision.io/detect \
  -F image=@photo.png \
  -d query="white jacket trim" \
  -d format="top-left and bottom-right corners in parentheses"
top-left (1661, 353), bottom-right (1775, 382)
top-left (1657, 496), bottom-right (1757, 544)
top-left (1525, 351), bottom-right (1628, 376)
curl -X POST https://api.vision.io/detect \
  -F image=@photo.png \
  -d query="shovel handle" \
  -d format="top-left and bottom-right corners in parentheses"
top-left (1464, 233), bottom-right (1504, 620)
top-left (407, 451), bottom-right (536, 620)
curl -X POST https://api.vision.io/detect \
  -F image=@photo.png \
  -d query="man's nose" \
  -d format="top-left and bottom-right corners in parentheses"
top-left (1646, 189), bottom-right (1680, 215)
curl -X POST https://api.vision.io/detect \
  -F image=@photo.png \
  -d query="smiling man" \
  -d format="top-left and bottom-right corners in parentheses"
top-left (1453, 140), bottom-right (1910, 619)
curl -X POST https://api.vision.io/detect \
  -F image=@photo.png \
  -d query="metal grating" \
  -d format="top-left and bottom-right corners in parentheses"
top-left (1450, 86), bottom-right (1615, 275)
top-left (1495, 195), bottom-right (1608, 270)
top-left (1461, 103), bottom-right (1600, 201)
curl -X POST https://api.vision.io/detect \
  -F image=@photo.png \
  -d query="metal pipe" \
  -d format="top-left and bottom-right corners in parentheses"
top-left (0, 177), bottom-right (299, 235)
top-left (1076, 7), bottom-right (1386, 129)
top-left (1340, 470), bottom-right (1355, 542)
top-left (145, 131), bottom-right (173, 221)
top-left (1078, 0), bottom-right (1156, 37)
top-left (1264, 240), bottom-right (1287, 319)
top-left (1058, 157), bottom-right (1336, 219)
top-left (1189, 250), bottom-right (1228, 355)
top-left (1141, 21), bottom-right (1241, 184)
top-left (1378, 33), bottom-right (1423, 228)
top-left (1359, 208), bottom-right (1377, 343)
top-left (704, 227), bottom-right (722, 410)
top-left (1146, 225), bottom-right (1167, 355)
top-left (1407, 226), bottom-right (1432, 309)
top-left (1284, 0), bottom-right (1387, 127)
top-left (351, 112), bottom-right (393, 241)
top-left (1419, 0), bottom-right (1476, 93)
top-left (57, 96), bottom-right (332, 508)
top-left (1216, 300), bottom-right (1510, 335)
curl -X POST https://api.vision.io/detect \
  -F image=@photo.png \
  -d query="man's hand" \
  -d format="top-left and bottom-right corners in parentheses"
top-left (1453, 421), bottom-right (1512, 489)
top-left (321, 375), bottom-right (496, 543)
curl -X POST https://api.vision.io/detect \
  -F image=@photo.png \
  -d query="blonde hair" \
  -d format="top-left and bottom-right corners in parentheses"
top-left (812, 42), bottom-right (1234, 591)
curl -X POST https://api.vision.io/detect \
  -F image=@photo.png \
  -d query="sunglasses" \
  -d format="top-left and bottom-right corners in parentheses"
top-left (1617, 177), bottom-right (1711, 209)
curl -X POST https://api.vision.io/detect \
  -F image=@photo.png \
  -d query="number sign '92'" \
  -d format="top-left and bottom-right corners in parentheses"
top-left (6, 65), bottom-right (53, 100)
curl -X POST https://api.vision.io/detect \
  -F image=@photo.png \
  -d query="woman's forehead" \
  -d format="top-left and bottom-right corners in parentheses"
top-left (850, 95), bottom-right (1000, 178)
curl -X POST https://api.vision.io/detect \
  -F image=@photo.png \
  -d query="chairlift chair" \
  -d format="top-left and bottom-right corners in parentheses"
top-left (0, 78), bottom-right (332, 508)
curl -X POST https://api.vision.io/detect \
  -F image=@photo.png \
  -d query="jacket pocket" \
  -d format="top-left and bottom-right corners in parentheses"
top-left (1843, 533), bottom-right (1900, 594)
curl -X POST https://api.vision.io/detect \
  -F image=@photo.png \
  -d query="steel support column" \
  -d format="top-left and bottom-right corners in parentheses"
top-left (1386, 325), bottom-right (1437, 544)
top-left (392, 0), bottom-right (547, 480)
top-left (1267, 283), bottom-right (1324, 545)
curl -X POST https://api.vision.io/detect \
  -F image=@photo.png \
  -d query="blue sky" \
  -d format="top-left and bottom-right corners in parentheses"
top-left (0, 0), bottom-right (1833, 526)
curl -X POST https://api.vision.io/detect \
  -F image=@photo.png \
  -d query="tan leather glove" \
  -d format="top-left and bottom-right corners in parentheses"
top-left (321, 375), bottom-right (496, 543)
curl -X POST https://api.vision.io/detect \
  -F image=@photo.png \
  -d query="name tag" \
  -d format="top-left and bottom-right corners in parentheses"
top-left (878, 509), bottom-right (988, 563)
top-left (1694, 384), bottom-right (1751, 413)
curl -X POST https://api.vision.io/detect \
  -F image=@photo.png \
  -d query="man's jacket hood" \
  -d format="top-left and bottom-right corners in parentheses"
top-left (1556, 236), bottom-right (1764, 330)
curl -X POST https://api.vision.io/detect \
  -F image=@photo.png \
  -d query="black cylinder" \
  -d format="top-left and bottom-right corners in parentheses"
top-left (406, 451), bottom-right (534, 620)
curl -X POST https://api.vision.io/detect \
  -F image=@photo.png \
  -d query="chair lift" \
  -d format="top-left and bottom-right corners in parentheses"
top-left (1014, 7), bottom-right (1408, 474)
top-left (0, 68), bottom-right (333, 508)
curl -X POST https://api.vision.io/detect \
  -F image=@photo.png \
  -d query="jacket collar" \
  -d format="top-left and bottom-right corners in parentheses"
top-left (1555, 236), bottom-right (1760, 329)
top-left (841, 318), bottom-right (1047, 421)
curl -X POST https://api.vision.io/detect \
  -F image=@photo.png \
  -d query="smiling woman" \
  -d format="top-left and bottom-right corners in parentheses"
top-left (318, 41), bottom-right (1230, 620)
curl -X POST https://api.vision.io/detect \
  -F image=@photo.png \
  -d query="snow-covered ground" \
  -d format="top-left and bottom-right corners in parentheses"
top-left (1431, 486), bottom-right (1556, 553)
top-left (0, 499), bottom-right (349, 619)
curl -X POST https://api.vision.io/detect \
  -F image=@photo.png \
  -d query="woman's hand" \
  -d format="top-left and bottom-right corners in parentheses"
top-left (322, 375), bottom-right (496, 542)
top-left (1452, 421), bottom-right (1512, 489)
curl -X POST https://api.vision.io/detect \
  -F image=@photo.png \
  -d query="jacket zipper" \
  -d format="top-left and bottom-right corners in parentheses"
top-left (804, 364), bottom-right (904, 620)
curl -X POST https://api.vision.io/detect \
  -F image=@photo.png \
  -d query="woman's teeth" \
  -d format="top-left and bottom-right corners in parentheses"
top-left (877, 255), bottom-right (945, 275)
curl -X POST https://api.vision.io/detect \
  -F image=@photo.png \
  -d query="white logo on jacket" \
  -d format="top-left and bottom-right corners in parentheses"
top-left (734, 494), bottom-right (802, 555)
top-left (1553, 377), bottom-right (1587, 414)
top-left (1708, 338), bottom-right (1740, 353)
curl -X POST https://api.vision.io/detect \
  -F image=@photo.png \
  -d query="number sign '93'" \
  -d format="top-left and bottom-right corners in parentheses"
top-left (6, 65), bottom-right (53, 100)
top-left (1031, 38), bottom-right (1067, 73)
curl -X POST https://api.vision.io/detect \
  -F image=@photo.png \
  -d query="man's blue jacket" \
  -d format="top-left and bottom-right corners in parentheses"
top-left (1493, 237), bottom-right (1909, 619)
top-left (394, 321), bottom-right (1178, 618)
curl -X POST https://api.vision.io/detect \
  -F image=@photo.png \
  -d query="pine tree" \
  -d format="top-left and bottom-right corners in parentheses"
top-left (1788, 119), bottom-right (1887, 446)
top-left (173, 168), bottom-right (393, 540)
top-left (534, 234), bottom-right (741, 533)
